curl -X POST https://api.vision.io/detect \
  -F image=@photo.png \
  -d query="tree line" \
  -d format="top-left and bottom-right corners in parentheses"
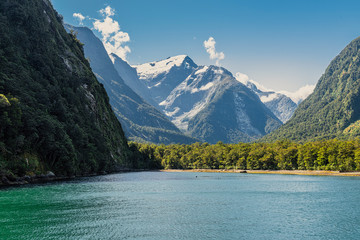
top-left (130, 139), bottom-right (360, 172)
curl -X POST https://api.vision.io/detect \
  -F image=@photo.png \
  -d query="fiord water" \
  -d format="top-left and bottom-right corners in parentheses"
top-left (1, 171), bottom-right (360, 240)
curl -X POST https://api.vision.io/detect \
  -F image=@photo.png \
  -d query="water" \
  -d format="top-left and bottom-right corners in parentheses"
top-left (1, 171), bottom-right (360, 240)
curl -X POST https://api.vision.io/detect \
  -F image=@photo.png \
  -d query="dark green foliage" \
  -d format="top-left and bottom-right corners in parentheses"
top-left (264, 36), bottom-right (360, 142)
top-left (0, 0), bottom-right (132, 177)
top-left (134, 139), bottom-right (360, 171)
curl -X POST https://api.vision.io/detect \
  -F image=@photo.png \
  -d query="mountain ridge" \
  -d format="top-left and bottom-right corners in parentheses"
top-left (135, 56), bottom-right (283, 143)
top-left (263, 35), bottom-right (360, 142)
top-left (65, 25), bottom-right (197, 144)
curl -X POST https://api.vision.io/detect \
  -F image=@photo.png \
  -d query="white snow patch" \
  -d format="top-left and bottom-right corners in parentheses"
top-left (235, 72), bottom-right (272, 92)
top-left (133, 55), bottom-right (188, 80)
top-left (164, 107), bottom-right (180, 117)
top-left (191, 88), bottom-right (200, 94)
top-left (195, 66), bottom-right (209, 75)
top-left (233, 92), bottom-right (261, 136)
top-left (159, 100), bottom-right (167, 106)
top-left (162, 67), bottom-right (227, 131)
top-left (260, 93), bottom-right (280, 103)
top-left (200, 82), bottom-right (214, 91)
top-left (212, 69), bottom-right (224, 75)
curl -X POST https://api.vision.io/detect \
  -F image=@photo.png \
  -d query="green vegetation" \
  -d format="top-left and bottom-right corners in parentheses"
top-left (0, 0), bottom-right (136, 178)
top-left (132, 139), bottom-right (360, 172)
top-left (264, 36), bottom-right (360, 142)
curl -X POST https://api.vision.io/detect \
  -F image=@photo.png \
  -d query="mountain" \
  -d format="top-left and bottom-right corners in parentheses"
top-left (263, 36), bottom-right (360, 142)
top-left (136, 59), bottom-right (283, 143)
top-left (0, 0), bottom-right (131, 177)
top-left (237, 78), bottom-right (297, 123)
top-left (134, 55), bottom-right (198, 103)
top-left (65, 25), bottom-right (196, 144)
top-left (111, 53), bottom-right (158, 108)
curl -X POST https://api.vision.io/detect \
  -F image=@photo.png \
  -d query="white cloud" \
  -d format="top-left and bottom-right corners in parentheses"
top-left (279, 84), bottom-right (315, 104)
top-left (203, 37), bottom-right (225, 65)
top-left (93, 6), bottom-right (131, 61)
top-left (235, 72), bottom-right (315, 104)
top-left (73, 13), bottom-right (85, 25)
top-left (235, 72), bottom-right (271, 92)
top-left (100, 6), bottom-right (115, 17)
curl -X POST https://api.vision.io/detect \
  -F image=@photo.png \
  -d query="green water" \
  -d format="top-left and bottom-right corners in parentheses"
top-left (1, 171), bottom-right (360, 239)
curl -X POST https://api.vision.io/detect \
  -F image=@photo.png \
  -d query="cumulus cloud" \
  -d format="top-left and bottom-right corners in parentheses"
top-left (100, 6), bottom-right (115, 17)
top-left (93, 6), bottom-right (131, 61)
top-left (279, 84), bottom-right (315, 104)
top-left (73, 13), bottom-right (85, 25)
top-left (203, 37), bottom-right (225, 65)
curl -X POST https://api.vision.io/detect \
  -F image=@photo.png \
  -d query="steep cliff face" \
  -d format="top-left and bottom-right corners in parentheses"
top-left (0, 0), bottom-right (131, 177)
top-left (111, 53), bottom-right (158, 109)
top-left (66, 25), bottom-right (197, 144)
top-left (263, 36), bottom-right (360, 142)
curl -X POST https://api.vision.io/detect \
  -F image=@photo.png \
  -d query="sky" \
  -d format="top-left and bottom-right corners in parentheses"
top-left (51, 0), bottom-right (360, 93)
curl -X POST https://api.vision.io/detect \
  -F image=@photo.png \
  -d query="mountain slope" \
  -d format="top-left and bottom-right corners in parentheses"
top-left (185, 67), bottom-right (282, 143)
top-left (66, 25), bottom-right (196, 144)
top-left (154, 64), bottom-right (282, 143)
top-left (239, 79), bottom-right (297, 123)
top-left (0, 0), bottom-right (131, 177)
top-left (111, 53), bottom-right (158, 108)
top-left (134, 55), bottom-right (198, 103)
top-left (263, 36), bottom-right (360, 142)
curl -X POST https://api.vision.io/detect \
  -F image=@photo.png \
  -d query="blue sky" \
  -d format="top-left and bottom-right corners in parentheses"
top-left (52, 0), bottom-right (360, 92)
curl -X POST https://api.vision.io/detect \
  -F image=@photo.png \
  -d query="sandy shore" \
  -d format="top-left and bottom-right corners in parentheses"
top-left (161, 169), bottom-right (360, 177)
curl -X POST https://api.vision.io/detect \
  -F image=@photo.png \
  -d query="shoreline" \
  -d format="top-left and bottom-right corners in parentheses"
top-left (0, 169), bottom-right (150, 189)
top-left (161, 169), bottom-right (360, 177)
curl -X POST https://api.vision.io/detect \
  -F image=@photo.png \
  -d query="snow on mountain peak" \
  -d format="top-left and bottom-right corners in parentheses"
top-left (260, 93), bottom-right (280, 103)
top-left (235, 72), bottom-right (271, 92)
top-left (133, 55), bottom-right (192, 80)
top-left (234, 72), bottom-right (315, 104)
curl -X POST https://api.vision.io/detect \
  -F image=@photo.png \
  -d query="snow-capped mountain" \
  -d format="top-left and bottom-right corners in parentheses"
top-left (160, 66), bottom-right (234, 131)
top-left (235, 74), bottom-right (297, 123)
top-left (65, 25), bottom-right (197, 144)
top-left (133, 55), bottom-right (198, 103)
top-left (133, 56), bottom-right (282, 143)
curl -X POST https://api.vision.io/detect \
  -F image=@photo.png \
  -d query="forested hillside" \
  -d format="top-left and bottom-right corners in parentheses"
top-left (264, 36), bottom-right (360, 142)
top-left (0, 0), bottom-right (133, 178)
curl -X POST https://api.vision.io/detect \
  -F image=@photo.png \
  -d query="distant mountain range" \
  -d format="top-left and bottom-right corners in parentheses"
top-left (65, 25), bottom-right (197, 144)
top-left (67, 26), bottom-right (314, 144)
top-left (134, 56), bottom-right (284, 143)
top-left (236, 76), bottom-right (298, 123)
